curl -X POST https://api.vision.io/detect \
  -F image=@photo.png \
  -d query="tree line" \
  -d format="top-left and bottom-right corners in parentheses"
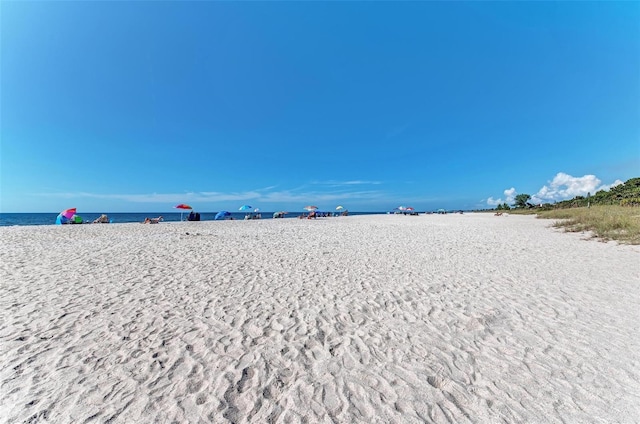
top-left (495, 177), bottom-right (640, 210)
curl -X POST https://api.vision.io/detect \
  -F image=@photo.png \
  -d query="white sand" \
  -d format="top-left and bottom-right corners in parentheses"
top-left (1, 214), bottom-right (639, 423)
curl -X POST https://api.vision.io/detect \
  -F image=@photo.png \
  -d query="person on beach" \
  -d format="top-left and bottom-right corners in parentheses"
top-left (93, 214), bottom-right (109, 223)
top-left (142, 216), bottom-right (163, 224)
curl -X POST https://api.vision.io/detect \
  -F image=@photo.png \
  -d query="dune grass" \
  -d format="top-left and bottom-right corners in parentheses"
top-left (535, 205), bottom-right (640, 245)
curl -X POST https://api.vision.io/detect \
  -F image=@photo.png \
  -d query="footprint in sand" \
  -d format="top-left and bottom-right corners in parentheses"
top-left (427, 375), bottom-right (450, 390)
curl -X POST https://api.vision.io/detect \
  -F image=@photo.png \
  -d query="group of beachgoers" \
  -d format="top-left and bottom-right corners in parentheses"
top-left (58, 210), bottom-right (351, 225)
top-left (299, 210), bottom-right (348, 219)
top-left (137, 210), bottom-right (347, 223)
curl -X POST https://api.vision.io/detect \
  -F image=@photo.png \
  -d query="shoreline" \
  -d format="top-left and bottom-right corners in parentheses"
top-left (1, 214), bottom-right (638, 422)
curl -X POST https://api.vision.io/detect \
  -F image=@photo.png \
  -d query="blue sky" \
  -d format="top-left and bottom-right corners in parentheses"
top-left (2, 2), bottom-right (638, 213)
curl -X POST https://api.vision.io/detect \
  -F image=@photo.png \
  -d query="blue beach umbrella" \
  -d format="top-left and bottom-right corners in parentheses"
top-left (215, 211), bottom-right (231, 220)
top-left (239, 205), bottom-right (252, 211)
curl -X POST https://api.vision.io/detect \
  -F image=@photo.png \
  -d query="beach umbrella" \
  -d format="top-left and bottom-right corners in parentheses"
top-left (239, 205), bottom-right (252, 218)
top-left (304, 205), bottom-right (318, 211)
top-left (336, 206), bottom-right (344, 210)
top-left (56, 207), bottom-right (76, 225)
top-left (214, 211), bottom-right (231, 220)
top-left (175, 203), bottom-right (192, 221)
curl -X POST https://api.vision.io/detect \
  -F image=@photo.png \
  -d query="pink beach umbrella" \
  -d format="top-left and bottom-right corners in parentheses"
top-left (56, 207), bottom-right (77, 224)
top-left (60, 207), bottom-right (76, 219)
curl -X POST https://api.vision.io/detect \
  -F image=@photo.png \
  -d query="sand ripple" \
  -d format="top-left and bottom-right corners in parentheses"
top-left (1, 214), bottom-right (639, 423)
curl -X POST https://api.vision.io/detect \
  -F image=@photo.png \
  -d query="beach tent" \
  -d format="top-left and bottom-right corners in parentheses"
top-left (214, 211), bottom-right (231, 220)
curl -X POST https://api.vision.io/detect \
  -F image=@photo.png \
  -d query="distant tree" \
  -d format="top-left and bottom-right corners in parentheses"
top-left (514, 194), bottom-right (531, 208)
top-left (502, 203), bottom-right (511, 210)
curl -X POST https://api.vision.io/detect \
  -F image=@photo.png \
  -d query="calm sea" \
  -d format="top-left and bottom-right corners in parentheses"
top-left (0, 212), bottom-right (383, 227)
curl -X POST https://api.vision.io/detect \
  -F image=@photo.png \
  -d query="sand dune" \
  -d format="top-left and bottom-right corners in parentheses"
top-left (1, 214), bottom-right (639, 423)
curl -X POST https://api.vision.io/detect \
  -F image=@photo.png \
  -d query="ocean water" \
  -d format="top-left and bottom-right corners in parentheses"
top-left (0, 212), bottom-right (382, 227)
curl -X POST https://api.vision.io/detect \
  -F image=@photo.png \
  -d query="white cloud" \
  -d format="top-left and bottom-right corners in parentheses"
top-left (485, 187), bottom-right (517, 206)
top-left (486, 172), bottom-right (626, 207)
top-left (530, 173), bottom-right (623, 204)
top-left (598, 179), bottom-right (624, 192)
top-left (503, 188), bottom-right (517, 203)
top-left (486, 197), bottom-right (502, 206)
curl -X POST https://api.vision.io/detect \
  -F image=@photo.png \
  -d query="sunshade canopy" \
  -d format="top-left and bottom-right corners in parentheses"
top-left (214, 211), bottom-right (231, 220)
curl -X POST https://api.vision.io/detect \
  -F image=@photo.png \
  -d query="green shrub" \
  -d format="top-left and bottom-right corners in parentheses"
top-left (537, 205), bottom-right (640, 245)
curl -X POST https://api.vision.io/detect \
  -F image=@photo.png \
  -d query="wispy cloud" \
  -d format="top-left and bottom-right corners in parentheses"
top-left (387, 123), bottom-right (410, 139)
top-left (261, 190), bottom-right (384, 203)
top-left (33, 185), bottom-right (387, 205)
top-left (310, 180), bottom-right (382, 186)
top-left (33, 191), bottom-right (263, 203)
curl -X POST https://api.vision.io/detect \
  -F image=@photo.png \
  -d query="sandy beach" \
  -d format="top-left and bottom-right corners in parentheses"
top-left (1, 213), bottom-right (639, 423)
